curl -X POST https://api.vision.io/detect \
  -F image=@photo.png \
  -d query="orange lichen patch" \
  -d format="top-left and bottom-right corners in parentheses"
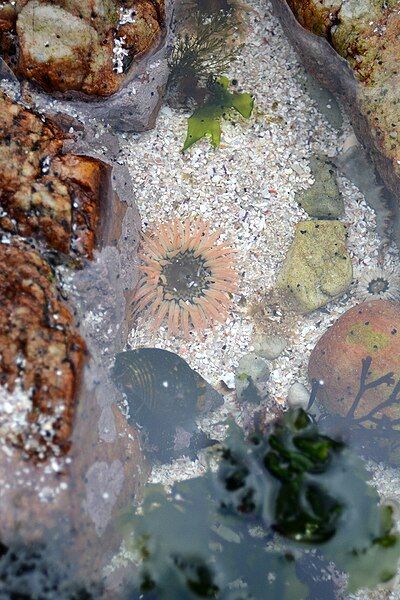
top-left (134, 219), bottom-right (238, 337)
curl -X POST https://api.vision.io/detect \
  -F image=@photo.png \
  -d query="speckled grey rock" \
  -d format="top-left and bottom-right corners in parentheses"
top-left (235, 353), bottom-right (270, 403)
top-left (252, 333), bottom-right (287, 360)
top-left (287, 382), bottom-right (310, 409)
top-left (296, 155), bottom-right (344, 219)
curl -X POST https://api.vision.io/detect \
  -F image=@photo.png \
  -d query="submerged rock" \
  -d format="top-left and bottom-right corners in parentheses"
top-left (17, 2), bottom-right (117, 96)
top-left (308, 300), bottom-right (400, 423)
top-left (0, 239), bottom-right (87, 458)
top-left (277, 220), bottom-right (353, 312)
top-left (252, 333), bottom-right (287, 360)
top-left (296, 155), bottom-right (344, 219)
top-left (4, 0), bottom-right (163, 98)
top-left (284, 0), bottom-right (400, 174)
top-left (270, 0), bottom-right (400, 246)
top-left (0, 92), bottom-right (104, 259)
top-left (235, 352), bottom-right (270, 403)
top-left (287, 382), bottom-right (310, 409)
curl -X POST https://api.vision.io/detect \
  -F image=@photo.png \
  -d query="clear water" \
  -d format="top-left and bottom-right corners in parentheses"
top-left (0, 0), bottom-right (400, 598)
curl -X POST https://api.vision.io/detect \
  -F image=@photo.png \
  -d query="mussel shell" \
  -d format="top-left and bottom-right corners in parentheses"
top-left (112, 348), bottom-right (223, 460)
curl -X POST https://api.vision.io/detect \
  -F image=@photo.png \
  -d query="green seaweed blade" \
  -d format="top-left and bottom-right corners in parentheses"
top-left (182, 78), bottom-right (254, 152)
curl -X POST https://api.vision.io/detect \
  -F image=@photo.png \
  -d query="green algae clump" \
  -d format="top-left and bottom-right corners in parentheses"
top-left (124, 409), bottom-right (400, 597)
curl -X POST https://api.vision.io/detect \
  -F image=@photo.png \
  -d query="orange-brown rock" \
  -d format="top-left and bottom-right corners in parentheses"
top-left (0, 92), bottom-right (103, 258)
top-left (0, 4), bottom-right (16, 59)
top-left (0, 0), bottom-right (164, 97)
top-left (308, 300), bottom-right (400, 422)
top-left (286, 0), bottom-right (341, 37)
top-left (0, 239), bottom-right (87, 458)
top-left (117, 1), bottom-right (161, 55)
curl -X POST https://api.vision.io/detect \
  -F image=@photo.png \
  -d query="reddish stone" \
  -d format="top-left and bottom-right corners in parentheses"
top-left (0, 239), bottom-right (87, 458)
top-left (308, 300), bottom-right (400, 421)
top-left (0, 92), bottom-right (104, 259)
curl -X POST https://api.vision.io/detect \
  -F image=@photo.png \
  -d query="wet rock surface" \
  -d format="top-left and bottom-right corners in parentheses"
top-left (308, 300), bottom-right (400, 422)
top-left (277, 219), bottom-right (353, 312)
top-left (0, 0), bottom-right (163, 97)
top-left (0, 239), bottom-right (87, 458)
top-left (0, 0), bottom-right (171, 132)
top-left (0, 87), bottom-right (145, 585)
top-left (270, 0), bottom-right (400, 246)
top-left (0, 92), bottom-right (105, 259)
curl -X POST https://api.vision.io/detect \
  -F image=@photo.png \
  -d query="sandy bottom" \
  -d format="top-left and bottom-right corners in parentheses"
top-left (119, 2), bottom-right (400, 596)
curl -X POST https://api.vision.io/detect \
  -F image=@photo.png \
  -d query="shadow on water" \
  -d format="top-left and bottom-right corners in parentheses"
top-left (308, 356), bottom-right (400, 467)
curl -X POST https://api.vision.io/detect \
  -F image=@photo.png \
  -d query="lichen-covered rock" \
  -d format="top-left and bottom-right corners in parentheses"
top-left (283, 0), bottom-right (400, 200)
top-left (308, 300), bottom-right (400, 422)
top-left (296, 155), bottom-right (344, 219)
top-left (277, 220), bottom-right (352, 312)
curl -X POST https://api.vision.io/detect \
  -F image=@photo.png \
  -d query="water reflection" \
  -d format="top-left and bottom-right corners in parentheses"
top-left (122, 409), bottom-right (400, 599)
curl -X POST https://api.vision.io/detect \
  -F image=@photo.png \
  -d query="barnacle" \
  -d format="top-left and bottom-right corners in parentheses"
top-left (356, 266), bottom-right (400, 302)
top-left (134, 219), bottom-right (237, 337)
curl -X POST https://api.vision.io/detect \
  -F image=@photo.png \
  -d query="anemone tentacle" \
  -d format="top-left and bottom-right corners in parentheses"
top-left (134, 218), bottom-right (238, 337)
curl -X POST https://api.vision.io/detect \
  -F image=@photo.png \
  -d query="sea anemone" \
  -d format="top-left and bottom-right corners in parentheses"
top-left (134, 219), bottom-right (237, 337)
top-left (356, 266), bottom-right (400, 302)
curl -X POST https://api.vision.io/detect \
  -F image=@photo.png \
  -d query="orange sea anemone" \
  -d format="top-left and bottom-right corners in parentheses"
top-left (134, 219), bottom-right (238, 337)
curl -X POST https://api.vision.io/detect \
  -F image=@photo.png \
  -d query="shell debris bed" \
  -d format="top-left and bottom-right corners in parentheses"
top-left (120, 1), bottom-right (400, 486)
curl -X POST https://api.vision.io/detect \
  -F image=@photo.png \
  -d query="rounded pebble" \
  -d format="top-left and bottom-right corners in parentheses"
top-left (287, 382), bottom-right (310, 409)
top-left (252, 333), bottom-right (287, 360)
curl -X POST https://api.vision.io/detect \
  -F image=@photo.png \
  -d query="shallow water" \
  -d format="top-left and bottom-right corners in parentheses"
top-left (114, 0), bottom-right (400, 597)
top-left (1, 0), bottom-right (400, 598)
